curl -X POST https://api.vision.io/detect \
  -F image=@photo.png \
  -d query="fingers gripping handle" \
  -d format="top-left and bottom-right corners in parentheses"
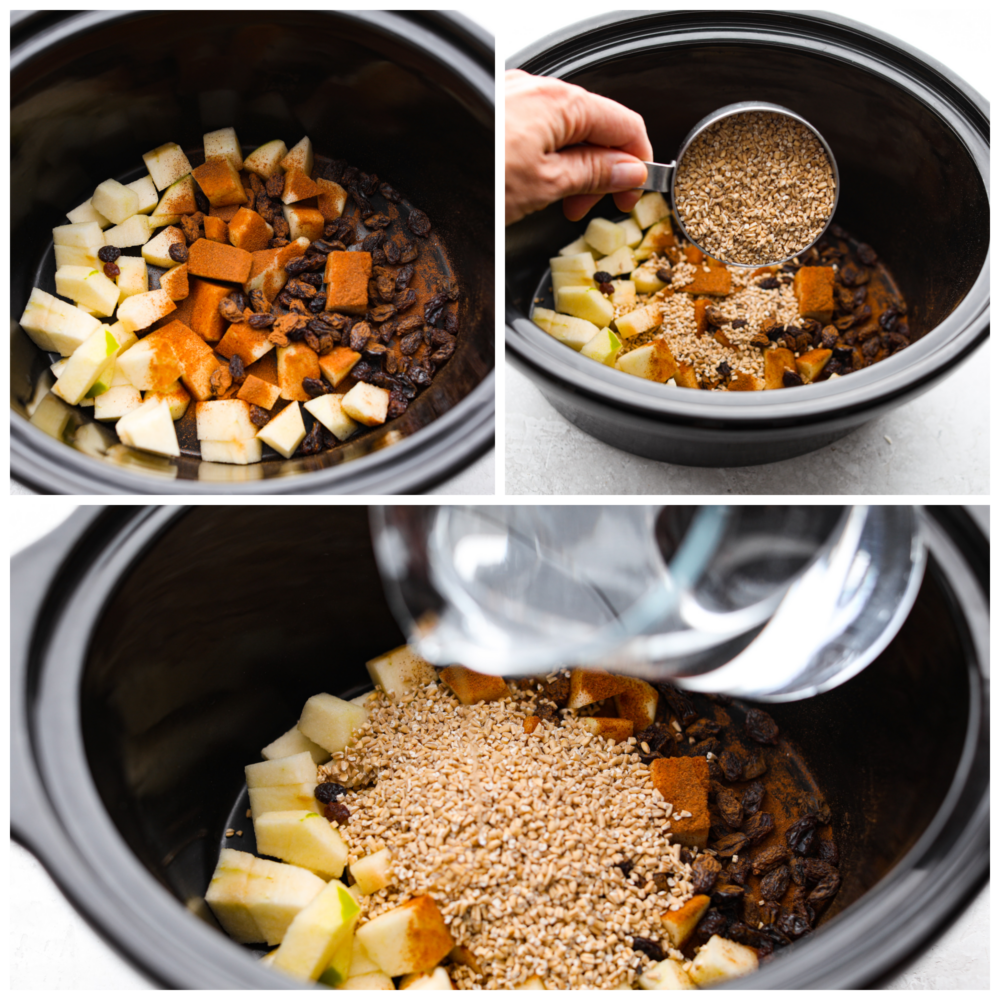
top-left (639, 161), bottom-right (674, 192)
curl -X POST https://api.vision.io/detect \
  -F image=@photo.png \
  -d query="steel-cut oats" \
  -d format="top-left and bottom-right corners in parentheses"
top-left (320, 678), bottom-right (696, 990)
top-left (674, 111), bottom-right (836, 266)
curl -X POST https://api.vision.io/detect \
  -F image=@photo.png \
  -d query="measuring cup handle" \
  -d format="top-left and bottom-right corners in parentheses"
top-left (639, 161), bottom-right (674, 193)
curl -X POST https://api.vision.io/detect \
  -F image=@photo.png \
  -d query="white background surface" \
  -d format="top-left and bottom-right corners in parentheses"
top-left (9, 503), bottom-right (990, 988)
top-left (502, 7), bottom-right (990, 496)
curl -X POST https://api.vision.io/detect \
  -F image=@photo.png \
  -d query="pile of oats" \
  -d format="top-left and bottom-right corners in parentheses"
top-left (674, 111), bottom-right (835, 265)
top-left (320, 680), bottom-right (696, 989)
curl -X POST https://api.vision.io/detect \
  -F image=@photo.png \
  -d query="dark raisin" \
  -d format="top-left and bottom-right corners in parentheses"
top-left (651, 872), bottom-right (672, 892)
top-left (693, 908), bottom-right (729, 945)
top-left (299, 420), bottom-right (324, 456)
top-left (193, 184), bottom-right (210, 214)
top-left (635, 726), bottom-right (672, 754)
top-left (360, 171), bottom-right (379, 196)
top-left (308, 296), bottom-right (325, 314)
top-left (716, 360), bottom-right (733, 380)
top-left (615, 858), bottom-right (634, 879)
top-left (380, 182), bottom-right (401, 203)
top-left (228, 354), bottom-right (245, 383)
top-left (718, 750), bottom-right (743, 783)
top-left (596, 281), bottom-right (614, 295)
top-left (690, 855), bottom-right (722, 894)
top-left (248, 313), bottom-right (275, 329)
top-left (728, 922), bottom-right (773, 958)
top-left (268, 238), bottom-right (290, 249)
top-left (97, 245), bottom-right (121, 263)
top-left (301, 377), bottom-right (329, 398)
top-left (782, 370), bottom-right (804, 387)
top-left (262, 172), bottom-right (283, 199)
top-left (785, 814), bottom-right (820, 856)
top-left (817, 840), bottom-right (839, 866)
top-left (383, 240), bottom-right (401, 264)
top-left (368, 303), bottom-right (395, 324)
top-left (685, 719), bottom-right (721, 741)
top-left (745, 708), bottom-right (780, 745)
top-left (394, 288), bottom-right (417, 312)
top-left (776, 909), bottom-right (811, 939)
top-left (725, 856), bottom-right (752, 886)
top-left (730, 318), bottom-right (747, 329)
top-left (760, 866), bottom-right (791, 902)
top-left (304, 254), bottom-right (327, 272)
top-left (248, 289), bottom-right (268, 314)
top-left (244, 404), bottom-right (268, 428)
top-left (349, 321), bottom-right (372, 353)
top-left (878, 307), bottom-right (900, 332)
top-left (324, 801), bottom-right (350, 825)
top-left (407, 208), bottom-right (431, 237)
top-left (168, 242), bottom-right (189, 263)
top-left (752, 844), bottom-right (790, 876)
top-left (630, 937), bottom-right (664, 963)
top-left (712, 832), bottom-right (747, 857)
top-left (743, 751), bottom-right (767, 780)
top-left (808, 869), bottom-right (841, 904)
top-left (713, 883), bottom-right (744, 904)
top-left (656, 684), bottom-right (698, 727)
top-left (593, 270), bottom-right (613, 284)
top-left (287, 279), bottom-right (317, 300)
top-left (408, 364), bottom-right (432, 387)
top-left (364, 212), bottom-right (391, 229)
top-left (210, 367), bottom-right (232, 396)
top-left (655, 267), bottom-right (673, 283)
top-left (717, 787), bottom-right (744, 829)
top-left (315, 782), bottom-right (347, 803)
top-left (399, 241), bottom-right (419, 263)
top-left (758, 276), bottom-right (780, 289)
top-left (742, 810), bottom-right (775, 846)
top-left (364, 342), bottom-right (388, 359)
top-left (741, 781), bottom-right (766, 816)
top-left (757, 901), bottom-right (780, 928)
top-left (102, 261), bottom-right (120, 279)
top-left (766, 324), bottom-right (784, 341)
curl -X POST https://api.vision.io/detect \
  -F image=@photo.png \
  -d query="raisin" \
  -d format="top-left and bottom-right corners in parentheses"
top-left (287, 279), bottom-right (317, 300)
top-left (656, 267), bottom-right (673, 283)
top-left (630, 937), bottom-right (664, 963)
top-left (194, 185), bottom-right (210, 214)
top-left (725, 857), bottom-right (752, 886)
top-left (228, 354), bottom-right (245, 384)
top-left (273, 216), bottom-right (290, 240)
top-left (776, 909), bottom-right (811, 939)
top-left (324, 801), bottom-right (350, 825)
top-left (759, 866), bottom-right (791, 902)
top-left (102, 261), bottom-right (120, 279)
top-left (314, 782), bottom-right (347, 803)
top-left (265, 172), bottom-right (284, 199)
top-left (743, 753), bottom-right (767, 781)
top-left (728, 922), bottom-right (773, 958)
top-left (383, 240), bottom-right (401, 264)
top-left (299, 420), bottom-right (324, 456)
top-left (742, 780), bottom-right (766, 815)
top-left (370, 303), bottom-right (396, 323)
top-left (364, 342), bottom-right (388, 359)
top-left (651, 872), bottom-right (672, 892)
top-left (380, 182), bottom-right (401, 203)
top-left (656, 684), bottom-right (698, 727)
top-left (731, 318), bottom-right (747, 329)
top-left (717, 787), bottom-right (744, 829)
top-left (879, 307), bottom-right (900, 332)
top-left (782, 370), bottom-right (804, 387)
top-left (248, 404), bottom-right (270, 428)
top-left (301, 377), bottom-right (328, 398)
top-left (97, 245), bottom-right (121, 263)
top-left (248, 313), bottom-right (275, 329)
top-left (690, 855), bottom-right (722, 894)
top-left (712, 832), bottom-right (747, 857)
top-left (686, 719), bottom-right (722, 740)
top-left (364, 212), bottom-right (391, 229)
top-left (713, 883), bottom-right (744, 904)
top-left (360, 171), bottom-right (379, 196)
top-left (856, 243), bottom-right (877, 265)
top-left (615, 858), bottom-right (634, 879)
top-left (635, 726), bottom-right (672, 754)
top-left (408, 364), bottom-right (432, 387)
top-left (399, 241), bottom-right (419, 263)
top-left (716, 360), bottom-right (732, 380)
top-left (394, 288), bottom-right (417, 312)
top-left (210, 367), bottom-right (232, 396)
top-left (718, 750), bottom-right (743, 783)
top-left (752, 844), bottom-right (790, 876)
top-left (758, 276), bottom-right (780, 289)
top-left (745, 708), bottom-right (780, 745)
top-left (817, 840), bottom-right (839, 866)
top-left (168, 242), bottom-right (189, 263)
top-left (808, 870), bottom-right (841, 904)
top-left (785, 814), bottom-right (820, 856)
top-left (593, 270), bottom-right (613, 284)
top-left (742, 811), bottom-right (774, 846)
top-left (407, 208), bottom-right (431, 237)
top-left (349, 321), bottom-right (372, 353)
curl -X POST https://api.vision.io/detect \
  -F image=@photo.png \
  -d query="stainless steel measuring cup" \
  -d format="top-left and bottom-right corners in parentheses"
top-left (639, 101), bottom-right (841, 268)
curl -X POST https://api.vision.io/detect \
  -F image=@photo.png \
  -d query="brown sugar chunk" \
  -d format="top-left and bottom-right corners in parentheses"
top-left (187, 278), bottom-right (233, 343)
top-left (324, 251), bottom-right (372, 315)
top-left (216, 321), bottom-right (275, 367)
top-left (793, 266), bottom-right (834, 322)
top-left (187, 239), bottom-right (253, 283)
top-left (202, 215), bottom-right (229, 243)
top-left (228, 207), bottom-right (273, 254)
top-left (236, 373), bottom-right (281, 410)
top-left (680, 266), bottom-right (732, 297)
top-left (277, 343), bottom-right (321, 401)
top-left (650, 756), bottom-right (710, 847)
top-left (245, 237), bottom-right (309, 300)
top-left (147, 320), bottom-right (222, 401)
top-left (192, 156), bottom-right (248, 207)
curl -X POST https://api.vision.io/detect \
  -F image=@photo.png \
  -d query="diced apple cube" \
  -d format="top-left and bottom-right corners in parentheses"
top-left (584, 217), bottom-right (626, 256)
top-left (314, 178), bottom-right (348, 221)
top-left (341, 382), bottom-right (390, 427)
top-left (609, 280), bottom-right (637, 309)
top-left (246, 751), bottom-right (317, 789)
top-left (94, 384), bottom-right (143, 421)
top-left (615, 340), bottom-right (676, 382)
top-left (578, 717), bottom-right (633, 744)
top-left (619, 217), bottom-right (644, 248)
top-left (66, 198), bottom-right (110, 228)
top-left (795, 347), bottom-right (833, 384)
top-left (304, 393), bottom-right (358, 442)
top-left (256, 810), bottom-right (349, 880)
top-left (632, 265), bottom-right (667, 294)
top-left (244, 855), bottom-right (327, 947)
top-left (92, 179), bottom-right (140, 225)
top-left (550, 251), bottom-right (596, 280)
top-left (143, 380), bottom-right (190, 421)
top-left (192, 156), bottom-right (248, 208)
top-left (103, 214), bottom-right (152, 248)
top-left (355, 896), bottom-right (454, 978)
top-left (340, 972), bottom-right (395, 990)
top-left (52, 326), bottom-right (119, 405)
top-left (117, 337), bottom-right (182, 392)
top-left (439, 666), bottom-right (509, 704)
top-left (281, 170), bottom-right (320, 205)
top-left (159, 263), bottom-right (188, 300)
top-left (195, 398), bottom-right (257, 441)
top-left (317, 346), bottom-right (361, 388)
top-left (204, 126), bottom-right (243, 171)
top-left (126, 175), bottom-right (159, 214)
top-left (595, 245), bottom-right (636, 277)
top-left (200, 438), bottom-right (263, 465)
top-left (18, 287), bottom-right (101, 355)
top-left (54, 245), bottom-right (101, 269)
top-left (400, 968), bottom-right (453, 990)
top-left (631, 192), bottom-right (670, 230)
top-left (580, 326), bottom-right (622, 366)
top-left (551, 269), bottom-right (595, 292)
top-left (236, 374), bottom-right (282, 410)
top-left (613, 677), bottom-right (659, 730)
top-left (660, 894), bottom-right (711, 949)
top-left (298, 693), bottom-right (368, 754)
top-left (530, 306), bottom-right (557, 334)
top-left (142, 226), bottom-right (187, 268)
top-left (546, 312), bottom-right (601, 351)
top-left (282, 204), bottom-right (325, 243)
top-left (54, 265), bottom-right (120, 317)
top-left (205, 849), bottom-right (263, 944)
top-left (351, 848), bottom-right (393, 895)
top-left (28, 392), bottom-right (75, 439)
top-left (634, 220), bottom-right (676, 261)
top-left (116, 288), bottom-right (177, 333)
top-left (638, 958), bottom-right (696, 990)
top-left (567, 669), bottom-right (629, 709)
top-left (558, 234), bottom-right (591, 256)
top-left (365, 646), bottom-right (437, 701)
top-left (115, 398), bottom-right (180, 457)
top-left (281, 136), bottom-right (314, 177)
top-left (257, 401), bottom-right (306, 458)
top-left (53, 220), bottom-right (105, 248)
top-left (688, 935), bottom-right (758, 986)
top-left (152, 175), bottom-right (197, 217)
top-left (347, 936), bottom-right (381, 978)
top-left (615, 304), bottom-right (663, 340)
top-left (262, 726), bottom-right (330, 765)
top-left (553, 285), bottom-right (615, 328)
top-left (244, 139), bottom-right (289, 178)
top-left (116, 257), bottom-right (149, 301)
top-left (142, 142), bottom-right (193, 191)
top-left (248, 783), bottom-right (321, 823)
top-left (272, 879), bottom-right (360, 982)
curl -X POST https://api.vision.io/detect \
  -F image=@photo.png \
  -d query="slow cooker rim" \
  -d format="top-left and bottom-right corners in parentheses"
top-left (504, 11), bottom-right (990, 425)
top-left (12, 506), bottom-right (989, 989)
top-left (10, 9), bottom-right (495, 495)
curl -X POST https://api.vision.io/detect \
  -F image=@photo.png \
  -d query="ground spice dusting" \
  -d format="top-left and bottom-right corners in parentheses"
top-left (319, 679), bottom-right (696, 989)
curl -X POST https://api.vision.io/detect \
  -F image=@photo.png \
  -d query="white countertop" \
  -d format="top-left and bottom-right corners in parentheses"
top-left (503, 7), bottom-right (990, 497)
top-left (10, 504), bottom-right (990, 988)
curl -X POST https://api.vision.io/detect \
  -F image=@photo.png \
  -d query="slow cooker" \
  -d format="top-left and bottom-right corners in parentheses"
top-left (505, 12), bottom-right (990, 467)
top-left (11, 10), bottom-right (494, 493)
top-left (11, 505), bottom-right (988, 987)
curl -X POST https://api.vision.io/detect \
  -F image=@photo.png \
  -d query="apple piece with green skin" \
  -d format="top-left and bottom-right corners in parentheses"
top-left (200, 438), bottom-right (263, 466)
top-left (29, 392), bottom-right (76, 439)
top-left (298, 693), bottom-right (368, 754)
top-left (344, 936), bottom-right (381, 978)
top-left (246, 751), bottom-right (317, 788)
top-left (66, 199), bottom-right (110, 228)
top-left (126, 174), bottom-right (159, 214)
top-left (304, 393), bottom-right (358, 442)
top-left (205, 848), bottom-right (264, 944)
top-left (115, 288), bottom-right (177, 333)
top-left (115, 398), bottom-right (180, 457)
top-left (271, 879), bottom-right (360, 981)
top-left (244, 139), bottom-right (289, 179)
top-left (244, 856), bottom-right (327, 947)
top-left (256, 401), bottom-right (306, 458)
top-left (340, 972), bottom-right (395, 990)
top-left (103, 214), bottom-right (153, 249)
top-left (142, 142), bottom-right (193, 190)
top-left (355, 895), bottom-right (455, 978)
top-left (204, 127), bottom-right (243, 172)
top-left (316, 932), bottom-right (354, 986)
top-left (196, 399), bottom-right (258, 441)
top-left (580, 326), bottom-right (622, 365)
top-left (144, 380), bottom-right (190, 420)
top-left (52, 326), bottom-right (119, 404)
top-left (142, 226), bottom-right (187, 268)
top-left (280, 136), bottom-right (314, 178)
top-left (53, 220), bottom-right (105, 248)
top-left (614, 340), bottom-right (677, 382)
top-left (350, 848), bottom-right (393, 895)
top-left (255, 810), bottom-right (349, 880)
top-left (631, 191), bottom-right (671, 230)
top-left (262, 726), bottom-right (330, 765)
top-left (54, 244), bottom-right (101, 269)
top-left (147, 212), bottom-right (181, 230)
top-left (365, 646), bottom-right (437, 702)
top-left (19, 287), bottom-right (101, 355)
top-left (248, 783), bottom-right (321, 822)
top-left (117, 336), bottom-right (182, 392)
top-left (94, 384), bottom-right (143, 421)
top-left (400, 968), bottom-right (454, 990)
top-left (584, 217), bottom-right (626, 256)
top-left (108, 320), bottom-right (138, 356)
top-left (546, 312), bottom-right (601, 351)
top-left (341, 382), bottom-right (389, 427)
top-left (83, 356), bottom-right (117, 398)
top-left (92, 179), bottom-right (140, 225)
top-left (553, 286), bottom-right (615, 328)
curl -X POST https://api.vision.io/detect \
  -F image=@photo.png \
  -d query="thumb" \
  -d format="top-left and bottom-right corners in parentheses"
top-left (548, 145), bottom-right (648, 200)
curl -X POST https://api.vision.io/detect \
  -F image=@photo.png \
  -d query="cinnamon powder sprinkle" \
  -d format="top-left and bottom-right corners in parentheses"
top-left (319, 679), bottom-right (695, 990)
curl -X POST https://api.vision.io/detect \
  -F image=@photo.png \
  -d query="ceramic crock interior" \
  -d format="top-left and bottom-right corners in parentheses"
top-left (80, 507), bottom-right (969, 954)
top-left (11, 11), bottom-right (493, 483)
top-left (507, 38), bottom-right (989, 351)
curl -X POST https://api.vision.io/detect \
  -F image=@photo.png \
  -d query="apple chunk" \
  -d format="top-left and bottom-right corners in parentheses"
top-left (439, 666), bottom-right (509, 705)
top-left (355, 895), bottom-right (454, 978)
top-left (341, 381), bottom-right (389, 427)
top-left (142, 141), bottom-right (193, 190)
top-left (246, 750), bottom-right (317, 788)
top-left (298, 693), bottom-right (368, 754)
top-left (92, 178), bottom-right (140, 225)
top-left (262, 726), bottom-right (330, 765)
top-left (205, 848), bottom-right (263, 944)
top-left (255, 810), bottom-right (349, 880)
top-left (247, 783), bottom-right (321, 822)
top-left (271, 879), bottom-right (359, 982)
top-left (256, 401), bottom-right (306, 458)
top-left (115, 398), bottom-right (180, 457)
top-left (688, 934), bottom-right (758, 986)
top-left (350, 848), bottom-right (393, 895)
top-left (365, 646), bottom-right (438, 702)
top-left (660, 894), bottom-right (711, 949)
top-left (19, 286), bottom-right (101, 356)
top-left (245, 856), bottom-right (327, 947)
top-left (204, 126), bottom-right (243, 171)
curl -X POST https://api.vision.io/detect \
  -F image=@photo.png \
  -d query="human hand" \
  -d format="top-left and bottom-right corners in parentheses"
top-left (505, 69), bottom-right (653, 226)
